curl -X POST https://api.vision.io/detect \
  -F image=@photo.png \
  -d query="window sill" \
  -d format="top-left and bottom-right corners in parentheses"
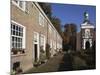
top-left (11, 48), bottom-right (26, 56)
top-left (11, 53), bottom-right (26, 57)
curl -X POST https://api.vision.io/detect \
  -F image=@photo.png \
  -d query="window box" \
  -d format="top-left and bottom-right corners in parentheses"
top-left (11, 48), bottom-right (25, 55)
top-left (12, 48), bottom-right (18, 55)
top-left (19, 49), bottom-right (25, 54)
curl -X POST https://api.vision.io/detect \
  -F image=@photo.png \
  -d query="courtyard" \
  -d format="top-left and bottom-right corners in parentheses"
top-left (24, 50), bottom-right (95, 74)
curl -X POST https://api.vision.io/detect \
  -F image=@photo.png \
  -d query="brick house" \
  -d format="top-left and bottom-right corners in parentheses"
top-left (11, 0), bottom-right (62, 73)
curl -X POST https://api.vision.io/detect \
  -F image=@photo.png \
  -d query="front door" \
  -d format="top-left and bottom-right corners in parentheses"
top-left (33, 32), bottom-right (39, 62)
top-left (85, 41), bottom-right (90, 49)
top-left (34, 44), bottom-right (38, 62)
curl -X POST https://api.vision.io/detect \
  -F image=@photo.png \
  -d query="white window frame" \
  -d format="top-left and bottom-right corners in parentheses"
top-left (34, 32), bottom-right (39, 44)
top-left (50, 39), bottom-right (53, 48)
top-left (12, 0), bottom-right (26, 12)
top-left (11, 20), bottom-right (26, 49)
top-left (54, 41), bottom-right (56, 49)
top-left (54, 30), bottom-right (56, 39)
top-left (53, 41), bottom-right (55, 49)
top-left (40, 34), bottom-right (45, 51)
top-left (49, 24), bottom-right (52, 34)
top-left (39, 12), bottom-right (44, 26)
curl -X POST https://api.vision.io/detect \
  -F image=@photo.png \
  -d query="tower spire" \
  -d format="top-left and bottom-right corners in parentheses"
top-left (84, 11), bottom-right (89, 21)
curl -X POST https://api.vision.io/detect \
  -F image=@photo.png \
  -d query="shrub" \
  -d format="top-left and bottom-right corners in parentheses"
top-left (46, 44), bottom-right (51, 59)
top-left (40, 49), bottom-right (46, 63)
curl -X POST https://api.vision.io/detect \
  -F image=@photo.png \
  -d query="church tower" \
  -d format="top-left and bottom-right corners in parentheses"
top-left (80, 12), bottom-right (95, 50)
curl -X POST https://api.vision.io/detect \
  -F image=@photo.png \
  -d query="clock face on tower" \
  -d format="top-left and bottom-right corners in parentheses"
top-left (85, 29), bottom-right (90, 38)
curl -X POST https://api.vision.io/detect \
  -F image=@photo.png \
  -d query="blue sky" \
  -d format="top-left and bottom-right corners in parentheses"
top-left (51, 3), bottom-right (96, 32)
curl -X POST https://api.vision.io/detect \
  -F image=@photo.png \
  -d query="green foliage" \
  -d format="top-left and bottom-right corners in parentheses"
top-left (39, 3), bottom-right (63, 36)
top-left (46, 44), bottom-right (51, 59)
top-left (51, 16), bottom-right (62, 35)
top-left (11, 70), bottom-right (16, 75)
top-left (39, 2), bottom-right (52, 19)
top-left (39, 46), bottom-right (46, 63)
top-left (63, 23), bottom-right (77, 51)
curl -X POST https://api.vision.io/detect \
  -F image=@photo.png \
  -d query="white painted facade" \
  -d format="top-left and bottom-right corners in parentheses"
top-left (82, 39), bottom-right (92, 49)
top-left (81, 23), bottom-right (94, 49)
top-left (81, 12), bottom-right (94, 50)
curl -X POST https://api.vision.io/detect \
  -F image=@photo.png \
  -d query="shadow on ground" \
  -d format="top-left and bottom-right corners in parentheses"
top-left (58, 51), bottom-right (95, 71)
top-left (24, 51), bottom-right (96, 74)
top-left (58, 52), bottom-right (73, 71)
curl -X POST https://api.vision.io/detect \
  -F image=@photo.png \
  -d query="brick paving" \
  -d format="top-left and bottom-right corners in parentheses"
top-left (25, 53), bottom-right (63, 73)
top-left (24, 51), bottom-right (87, 74)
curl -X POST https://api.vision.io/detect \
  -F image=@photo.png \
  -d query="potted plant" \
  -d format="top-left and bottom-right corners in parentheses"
top-left (40, 46), bottom-right (46, 64)
top-left (21, 49), bottom-right (25, 54)
top-left (11, 69), bottom-right (16, 75)
top-left (33, 61), bottom-right (41, 67)
top-left (12, 48), bottom-right (18, 54)
top-left (19, 49), bottom-right (25, 54)
top-left (46, 44), bottom-right (50, 59)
